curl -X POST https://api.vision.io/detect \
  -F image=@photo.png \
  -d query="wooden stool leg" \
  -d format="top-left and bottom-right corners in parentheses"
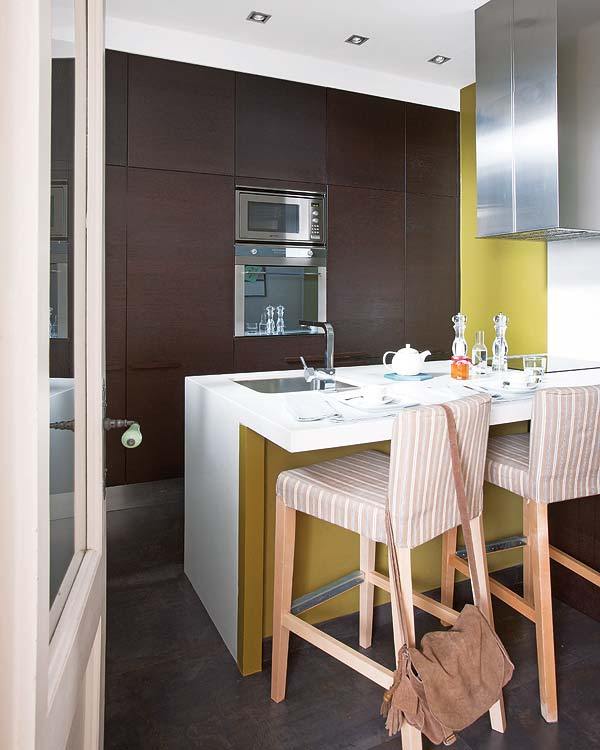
top-left (468, 515), bottom-right (507, 733)
top-left (271, 496), bottom-right (297, 703)
top-left (388, 545), bottom-right (422, 750)
top-left (440, 527), bottom-right (458, 625)
top-left (530, 502), bottom-right (558, 723)
top-left (523, 499), bottom-right (533, 605)
top-left (359, 536), bottom-right (376, 648)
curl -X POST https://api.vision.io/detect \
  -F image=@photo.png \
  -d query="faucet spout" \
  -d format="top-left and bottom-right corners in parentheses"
top-left (299, 320), bottom-right (334, 370)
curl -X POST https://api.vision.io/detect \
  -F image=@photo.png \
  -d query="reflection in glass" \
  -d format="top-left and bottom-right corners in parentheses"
top-left (49, 0), bottom-right (77, 612)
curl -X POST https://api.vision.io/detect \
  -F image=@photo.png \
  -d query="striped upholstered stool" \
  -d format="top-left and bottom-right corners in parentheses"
top-left (271, 395), bottom-right (506, 749)
top-left (440, 385), bottom-right (600, 723)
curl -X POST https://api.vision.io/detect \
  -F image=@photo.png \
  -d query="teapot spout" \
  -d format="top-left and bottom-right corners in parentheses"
top-left (420, 350), bottom-right (431, 361)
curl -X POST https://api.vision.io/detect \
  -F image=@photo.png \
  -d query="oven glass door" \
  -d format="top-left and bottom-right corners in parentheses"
top-left (236, 264), bottom-right (325, 335)
top-left (238, 193), bottom-right (311, 242)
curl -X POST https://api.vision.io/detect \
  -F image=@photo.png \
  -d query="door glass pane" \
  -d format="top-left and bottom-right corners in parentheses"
top-left (49, 0), bottom-right (85, 622)
top-left (247, 201), bottom-right (300, 233)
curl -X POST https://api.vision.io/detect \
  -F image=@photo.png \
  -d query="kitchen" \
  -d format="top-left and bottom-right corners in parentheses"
top-left (103, 1), bottom-right (599, 747)
top-left (4, 0), bottom-right (600, 748)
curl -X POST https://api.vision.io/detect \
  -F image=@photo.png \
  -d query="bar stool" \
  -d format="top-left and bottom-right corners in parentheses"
top-left (271, 394), bottom-right (506, 749)
top-left (440, 385), bottom-right (600, 723)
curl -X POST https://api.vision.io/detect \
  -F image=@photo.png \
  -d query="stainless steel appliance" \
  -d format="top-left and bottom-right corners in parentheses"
top-left (234, 245), bottom-right (326, 336)
top-left (476, 0), bottom-right (600, 241)
top-left (236, 188), bottom-right (326, 245)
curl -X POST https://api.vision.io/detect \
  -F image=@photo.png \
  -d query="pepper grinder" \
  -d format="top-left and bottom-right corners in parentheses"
top-left (265, 305), bottom-right (275, 335)
top-left (275, 305), bottom-right (285, 335)
top-left (451, 313), bottom-right (468, 357)
top-left (492, 313), bottom-right (509, 372)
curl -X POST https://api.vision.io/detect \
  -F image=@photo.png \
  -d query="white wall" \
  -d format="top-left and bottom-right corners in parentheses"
top-left (105, 16), bottom-right (460, 110)
top-left (548, 238), bottom-right (600, 360)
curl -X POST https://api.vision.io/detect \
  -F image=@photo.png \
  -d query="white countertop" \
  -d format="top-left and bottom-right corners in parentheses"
top-left (186, 361), bottom-right (600, 453)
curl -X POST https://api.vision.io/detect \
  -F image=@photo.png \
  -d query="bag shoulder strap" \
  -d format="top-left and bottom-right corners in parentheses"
top-left (386, 402), bottom-right (484, 649)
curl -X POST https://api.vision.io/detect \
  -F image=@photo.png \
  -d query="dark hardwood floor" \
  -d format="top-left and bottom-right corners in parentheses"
top-left (105, 564), bottom-right (600, 749)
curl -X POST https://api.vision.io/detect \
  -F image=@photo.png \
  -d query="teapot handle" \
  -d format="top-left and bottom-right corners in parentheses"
top-left (383, 351), bottom-right (395, 371)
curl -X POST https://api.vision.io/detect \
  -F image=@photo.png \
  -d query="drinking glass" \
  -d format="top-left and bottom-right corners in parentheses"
top-left (523, 355), bottom-right (546, 385)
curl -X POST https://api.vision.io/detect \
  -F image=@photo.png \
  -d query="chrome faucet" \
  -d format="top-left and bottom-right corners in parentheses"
top-left (299, 320), bottom-right (335, 390)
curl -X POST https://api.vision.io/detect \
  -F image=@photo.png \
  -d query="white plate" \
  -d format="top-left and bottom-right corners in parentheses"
top-left (501, 382), bottom-right (538, 395)
top-left (340, 395), bottom-right (414, 413)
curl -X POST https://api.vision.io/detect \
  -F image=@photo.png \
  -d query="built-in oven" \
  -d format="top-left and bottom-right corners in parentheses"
top-left (236, 188), bottom-right (326, 245)
top-left (234, 245), bottom-right (326, 336)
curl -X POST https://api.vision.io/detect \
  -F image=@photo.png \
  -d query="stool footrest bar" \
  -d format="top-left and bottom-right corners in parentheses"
top-left (456, 535), bottom-right (527, 559)
top-left (291, 570), bottom-right (364, 616)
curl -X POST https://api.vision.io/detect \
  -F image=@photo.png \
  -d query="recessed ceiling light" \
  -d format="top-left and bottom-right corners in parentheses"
top-left (247, 10), bottom-right (271, 23)
top-left (428, 54), bottom-right (451, 65)
top-left (345, 34), bottom-right (369, 46)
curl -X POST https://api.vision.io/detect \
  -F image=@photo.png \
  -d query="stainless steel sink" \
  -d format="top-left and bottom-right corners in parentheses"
top-left (233, 376), bottom-right (358, 394)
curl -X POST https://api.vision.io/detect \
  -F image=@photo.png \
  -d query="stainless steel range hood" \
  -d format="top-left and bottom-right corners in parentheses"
top-left (476, 0), bottom-right (600, 241)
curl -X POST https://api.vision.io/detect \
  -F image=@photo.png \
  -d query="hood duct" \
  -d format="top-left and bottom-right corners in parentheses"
top-left (476, 0), bottom-right (600, 241)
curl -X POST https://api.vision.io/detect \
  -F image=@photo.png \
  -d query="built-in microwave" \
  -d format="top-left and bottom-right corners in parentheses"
top-left (236, 188), bottom-right (326, 245)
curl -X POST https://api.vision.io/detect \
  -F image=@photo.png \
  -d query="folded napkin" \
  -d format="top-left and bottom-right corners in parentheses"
top-left (285, 395), bottom-right (338, 422)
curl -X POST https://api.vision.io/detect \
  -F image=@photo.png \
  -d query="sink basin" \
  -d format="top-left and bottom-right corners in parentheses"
top-left (233, 376), bottom-right (358, 394)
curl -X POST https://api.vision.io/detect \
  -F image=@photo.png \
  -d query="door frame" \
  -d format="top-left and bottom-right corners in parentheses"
top-left (0, 0), bottom-right (106, 747)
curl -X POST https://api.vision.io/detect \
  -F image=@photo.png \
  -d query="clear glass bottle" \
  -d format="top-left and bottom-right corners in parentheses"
top-left (492, 313), bottom-right (509, 372)
top-left (451, 313), bottom-right (468, 357)
top-left (472, 330), bottom-right (488, 376)
top-left (275, 305), bottom-right (285, 335)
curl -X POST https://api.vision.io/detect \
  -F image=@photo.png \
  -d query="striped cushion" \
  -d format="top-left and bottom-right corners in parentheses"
top-left (485, 433), bottom-right (530, 498)
top-left (277, 394), bottom-right (491, 549)
top-left (277, 450), bottom-right (389, 543)
top-left (484, 386), bottom-right (600, 503)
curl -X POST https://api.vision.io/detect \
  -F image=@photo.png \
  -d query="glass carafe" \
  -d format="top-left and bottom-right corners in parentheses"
top-left (472, 330), bottom-right (488, 376)
top-left (492, 313), bottom-right (509, 372)
top-left (451, 313), bottom-right (468, 357)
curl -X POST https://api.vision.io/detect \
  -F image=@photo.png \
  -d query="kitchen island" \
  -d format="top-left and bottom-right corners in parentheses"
top-left (185, 362), bottom-right (600, 675)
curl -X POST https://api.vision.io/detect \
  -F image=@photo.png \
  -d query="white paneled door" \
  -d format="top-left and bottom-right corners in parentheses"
top-left (0, 0), bottom-right (107, 747)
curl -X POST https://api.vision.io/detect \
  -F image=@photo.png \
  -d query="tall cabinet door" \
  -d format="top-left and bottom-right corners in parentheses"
top-left (328, 186), bottom-right (405, 358)
top-left (405, 193), bottom-right (458, 356)
top-left (126, 169), bottom-right (234, 482)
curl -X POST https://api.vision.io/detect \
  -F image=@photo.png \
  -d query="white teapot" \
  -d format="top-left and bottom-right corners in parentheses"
top-left (383, 344), bottom-right (431, 376)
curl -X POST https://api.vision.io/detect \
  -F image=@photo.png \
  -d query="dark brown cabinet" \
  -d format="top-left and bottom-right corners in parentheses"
top-left (405, 193), bottom-right (458, 356)
top-left (406, 104), bottom-right (459, 198)
top-left (128, 55), bottom-right (235, 175)
top-left (328, 186), bottom-right (405, 358)
top-left (235, 73), bottom-right (326, 183)
top-left (326, 90), bottom-right (405, 191)
top-left (105, 51), bottom-right (128, 167)
top-left (125, 168), bottom-right (234, 482)
top-left (105, 166), bottom-right (128, 485)
top-left (234, 335), bottom-right (326, 373)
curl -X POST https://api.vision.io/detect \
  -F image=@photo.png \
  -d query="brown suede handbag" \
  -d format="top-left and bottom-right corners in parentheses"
top-left (381, 404), bottom-right (514, 746)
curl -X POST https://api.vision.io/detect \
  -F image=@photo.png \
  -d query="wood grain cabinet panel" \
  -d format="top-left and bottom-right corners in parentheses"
top-left (235, 73), bottom-right (326, 182)
top-left (234, 335), bottom-right (326, 373)
top-left (326, 90), bottom-right (405, 191)
top-left (105, 50), bottom-right (128, 167)
top-left (126, 168), bottom-right (234, 482)
top-left (406, 103), bottom-right (459, 198)
top-left (328, 186), bottom-right (405, 358)
top-left (405, 193), bottom-right (458, 356)
top-left (128, 55), bottom-right (235, 174)
top-left (105, 165), bottom-right (128, 485)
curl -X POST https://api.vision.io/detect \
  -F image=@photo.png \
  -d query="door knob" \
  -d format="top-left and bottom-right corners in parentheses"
top-left (104, 418), bottom-right (143, 449)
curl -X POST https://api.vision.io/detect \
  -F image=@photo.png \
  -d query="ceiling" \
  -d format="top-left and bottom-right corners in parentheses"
top-left (107, 0), bottom-right (489, 91)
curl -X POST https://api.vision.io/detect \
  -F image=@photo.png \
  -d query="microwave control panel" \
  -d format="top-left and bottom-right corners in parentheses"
top-left (310, 200), bottom-right (324, 242)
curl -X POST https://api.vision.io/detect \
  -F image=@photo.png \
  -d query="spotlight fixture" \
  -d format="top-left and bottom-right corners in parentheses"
top-left (345, 34), bottom-right (369, 46)
top-left (428, 54), bottom-right (451, 65)
top-left (247, 10), bottom-right (271, 23)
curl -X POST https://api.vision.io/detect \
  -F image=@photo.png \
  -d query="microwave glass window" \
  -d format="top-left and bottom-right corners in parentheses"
top-left (244, 266), bottom-right (320, 334)
top-left (247, 201), bottom-right (300, 234)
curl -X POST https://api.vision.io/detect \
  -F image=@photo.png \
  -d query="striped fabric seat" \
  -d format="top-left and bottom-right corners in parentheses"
top-left (485, 385), bottom-right (600, 503)
top-left (277, 393), bottom-right (491, 549)
top-left (485, 433), bottom-right (530, 498)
